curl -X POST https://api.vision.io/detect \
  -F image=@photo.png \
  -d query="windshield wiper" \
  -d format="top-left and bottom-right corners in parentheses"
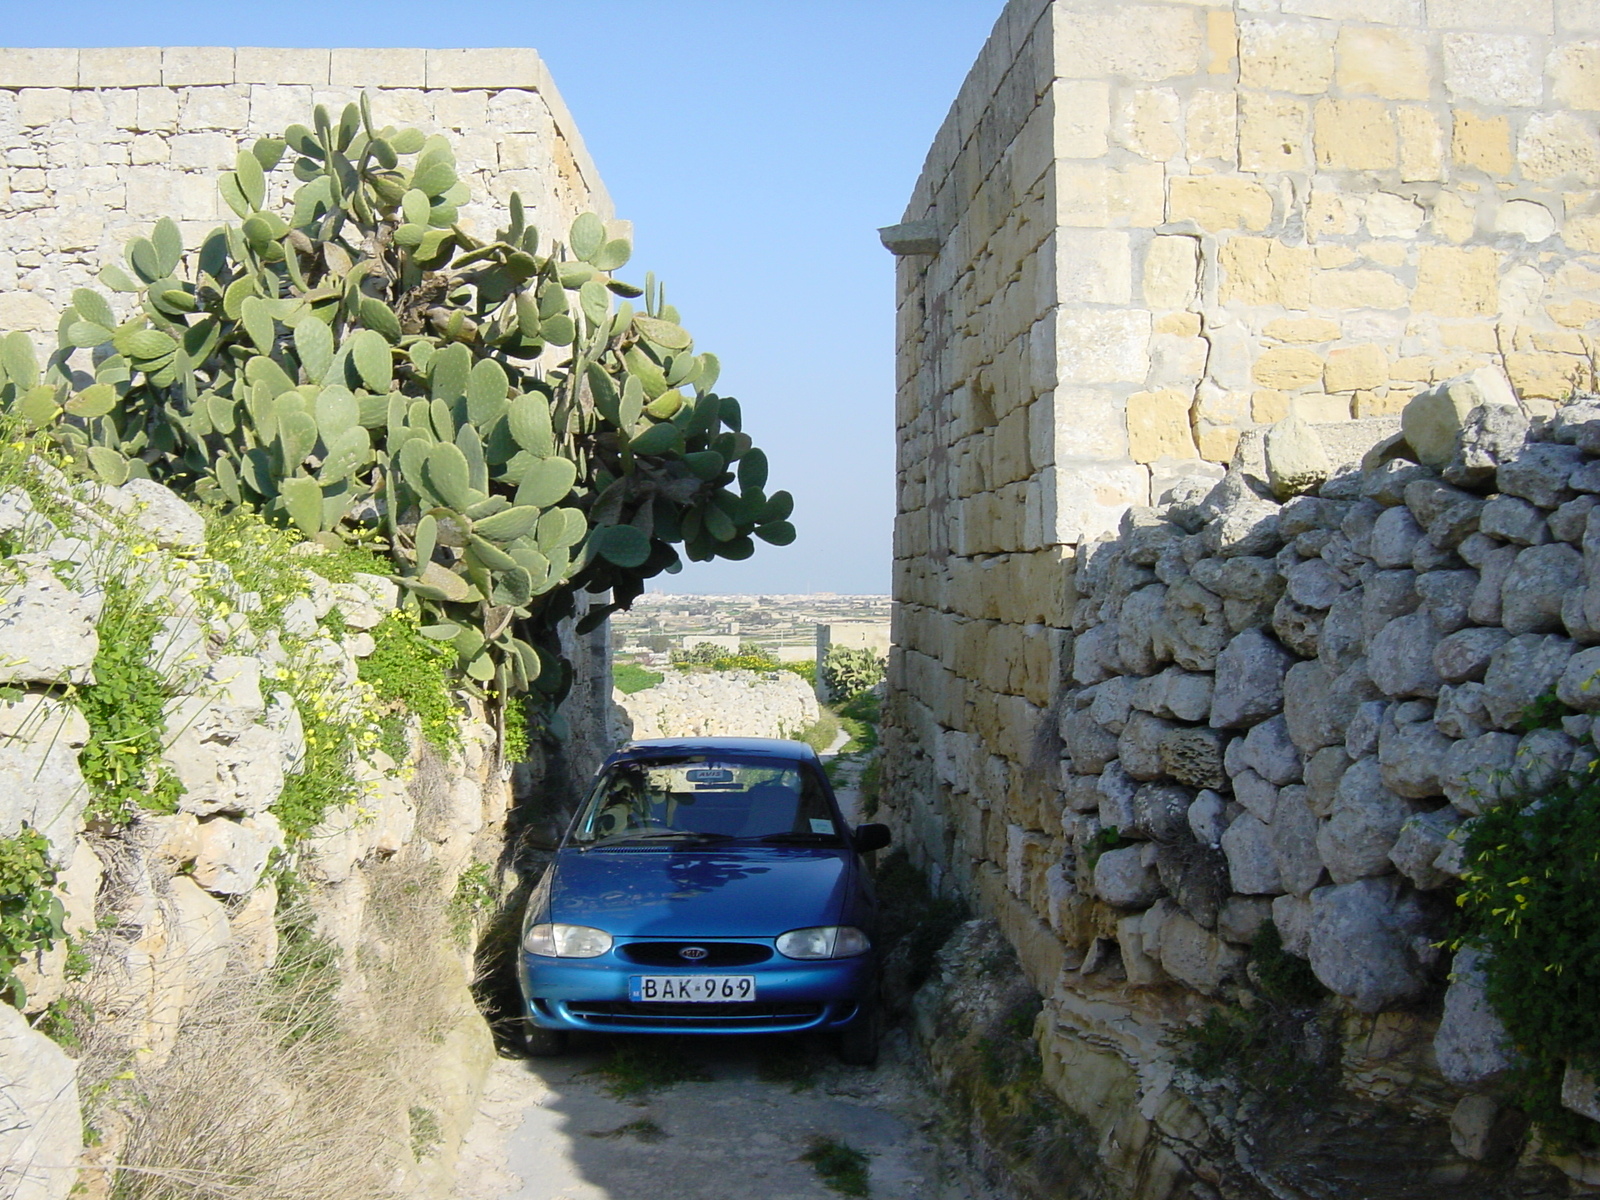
top-left (583, 831), bottom-right (737, 850)
top-left (757, 831), bottom-right (845, 844)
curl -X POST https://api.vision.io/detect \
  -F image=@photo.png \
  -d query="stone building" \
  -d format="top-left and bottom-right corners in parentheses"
top-left (882, 1), bottom-right (1600, 1193)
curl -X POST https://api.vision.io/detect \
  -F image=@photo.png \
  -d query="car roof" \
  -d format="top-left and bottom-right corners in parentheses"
top-left (606, 736), bottom-right (820, 765)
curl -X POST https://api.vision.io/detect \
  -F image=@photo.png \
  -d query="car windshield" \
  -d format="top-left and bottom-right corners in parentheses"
top-left (570, 754), bottom-right (841, 846)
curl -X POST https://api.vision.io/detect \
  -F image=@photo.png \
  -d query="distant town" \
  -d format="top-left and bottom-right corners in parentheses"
top-left (611, 593), bottom-right (892, 666)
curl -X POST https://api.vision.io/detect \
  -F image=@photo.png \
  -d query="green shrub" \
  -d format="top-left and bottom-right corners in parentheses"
top-left (1457, 768), bottom-right (1600, 1150)
top-left (793, 712), bottom-right (841, 755)
top-left (874, 850), bottom-right (969, 995)
top-left (821, 646), bottom-right (884, 701)
top-left (0, 826), bottom-right (65, 1008)
top-left (801, 1137), bottom-right (870, 1198)
top-left (358, 609), bottom-right (459, 762)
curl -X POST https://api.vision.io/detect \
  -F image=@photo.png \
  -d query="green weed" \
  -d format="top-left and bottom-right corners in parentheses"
top-left (590, 1040), bottom-right (710, 1100)
top-left (408, 1105), bottom-right (442, 1160)
top-left (448, 862), bottom-right (497, 949)
top-left (0, 826), bottom-right (65, 1007)
top-left (359, 609), bottom-right (459, 761)
top-left (801, 1136), bottom-right (870, 1197)
top-left (874, 850), bottom-right (968, 996)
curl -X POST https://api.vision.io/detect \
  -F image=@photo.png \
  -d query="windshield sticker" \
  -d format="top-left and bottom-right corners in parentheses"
top-left (810, 818), bottom-right (834, 834)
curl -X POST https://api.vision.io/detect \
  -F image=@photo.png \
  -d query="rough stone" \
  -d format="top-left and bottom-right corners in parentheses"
top-left (1447, 404), bottom-right (1535, 487)
top-left (1318, 756), bottom-right (1414, 883)
top-left (1308, 877), bottom-right (1432, 1012)
top-left (1210, 628), bottom-right (1295, 729)
top-left (1468, 544), bottom-right (1518, 626)
top-left (1368, 612), bottom-right (1443, 698)
top-left (1132, 782), bottom-right (1195, 843)
top-left (1441, 731), bottom-right (1522, 814)
top-left (1217, 895), bottom-right (1274, 946)
top-left (117, 477), bottom-right (207, 549)
top-left (1498, 443), bottom-right (1584, 509)
top-left (1119, 712), bottom-right (1177, 781)
top-left (1400, 369), bottom-right (1518, 467)
top-left (1370, 505), bottom-right (1425, 567)
top-left (1481, 633), bottom-right (1575, 727)
top-left (1378, 710), bottom-right (1451, 798)
top-left (1363, 570), bottom-right (1422, 641)
top-left (1221, 811), bottom-right (1283, 894)
top-left (0, 696), bottom-right (93, 865)
top-left (1132, 667), bottom-right (1212, 722)
top-left (1269, 784), bottom-right (1326, 896)
top-left (1265, 414), bottom-right (1333, 500)
top-left (1435, 946), bottom-right (1516, 1085)
top-left (1500, 543), bottom-right (1584, 635)
top-left (0, 564), bottom-right (101, 686)
top-left (1187, 789), bottom-right (1227, 848)
top-left (1556, 645), bottom-right (1600, 710)
top-left (1435, 682), bottom-right (1492, 739)
top-left (1062, 710), bottom-right (1121, 774)
top-left (1241, 714), bottom-right (1303, 785)
top-left (1403, 479), bottom-right (1485, 549)
top-left (1415, 569), bottom-right (1478, 633)
top-left (1434, 627), bottom-right (1511, 683)
top-left (1155, 844), bottom-right (1229, 930)
top-left (1232, 769), bottom-right (1279, 822)
top-left (0, 1001), bottom-right (80, 1200)
top-left (1155, 906), bottom-right (1245, 993)
top-left (1479, 495), bottom-right (1549, 545)
top-left (1388, 807), bottom-right (1461, 889)
top-left (1285, 558), bottom-right (1351, 610)
top-left (1093, 844), bottom-right (1163, 908)
top-left (1450, 1095), bottom-right (1526, 1163)
top-left (1159, 727), bottom-right (1227, 790)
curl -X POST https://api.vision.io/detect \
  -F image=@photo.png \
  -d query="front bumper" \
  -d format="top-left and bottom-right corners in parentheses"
top-left (518, 942), bottom-right (875, 1036)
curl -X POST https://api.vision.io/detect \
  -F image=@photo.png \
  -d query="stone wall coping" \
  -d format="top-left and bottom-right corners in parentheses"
top-left (0, 45), bottom-right (612, 217)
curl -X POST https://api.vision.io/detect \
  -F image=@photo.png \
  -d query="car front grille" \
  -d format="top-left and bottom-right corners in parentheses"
top-left (617, 941), bottom-right (773, 967)
top-left (566, 1001), bottom-right (825, 1029)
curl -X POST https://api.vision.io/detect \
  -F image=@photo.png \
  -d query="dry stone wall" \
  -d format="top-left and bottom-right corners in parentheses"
top-left (611, 669), bottom-right (821, 743)
top-left (888, 374), bottom-right (1600, 1196)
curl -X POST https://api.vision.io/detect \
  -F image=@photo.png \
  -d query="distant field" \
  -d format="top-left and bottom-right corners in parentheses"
top-left (613, 663), bottom-right (664, 694)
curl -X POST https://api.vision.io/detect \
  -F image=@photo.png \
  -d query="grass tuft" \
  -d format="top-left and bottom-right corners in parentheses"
top-left (801, 1136), bottom-right (871, 1197)
top-left (589, 1040), bottom-right (711, 1100)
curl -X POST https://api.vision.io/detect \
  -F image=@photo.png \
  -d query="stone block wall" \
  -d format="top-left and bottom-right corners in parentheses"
top-left (885, 2), bottom-right (1600, 1193)
top-left (0, 46), bottom-right (610, 342)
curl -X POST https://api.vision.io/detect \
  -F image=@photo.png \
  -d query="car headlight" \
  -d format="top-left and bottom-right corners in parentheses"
top-left (775, 926), bottom-right (870, 959)
top-left (522, 923), bottom-right (614, 958)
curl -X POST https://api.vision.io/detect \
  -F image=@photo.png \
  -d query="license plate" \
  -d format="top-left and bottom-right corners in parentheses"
top-left (628, 975), bottom-right (756, 1002)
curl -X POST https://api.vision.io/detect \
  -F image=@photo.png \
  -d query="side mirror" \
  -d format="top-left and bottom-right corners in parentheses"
top-left (853, 823), bottom-right (891, 854)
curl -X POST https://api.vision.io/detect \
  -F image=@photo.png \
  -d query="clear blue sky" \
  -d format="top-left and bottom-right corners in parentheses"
top-left (9, 1), bottom-right (1006, 595)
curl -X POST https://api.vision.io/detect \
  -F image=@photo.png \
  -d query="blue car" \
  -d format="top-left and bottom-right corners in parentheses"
top-left (516, 737), bottom-right (891, 1063)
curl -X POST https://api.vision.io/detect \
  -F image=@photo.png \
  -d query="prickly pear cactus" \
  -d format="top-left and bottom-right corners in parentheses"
top-left (19, 97), bottom-right (794, 711)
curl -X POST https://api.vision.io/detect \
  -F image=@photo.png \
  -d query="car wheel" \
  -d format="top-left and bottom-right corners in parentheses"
top-left (836, 999), bottom-right (881, 1067)
top-left (522, 1021), bottom-right (568, 1058)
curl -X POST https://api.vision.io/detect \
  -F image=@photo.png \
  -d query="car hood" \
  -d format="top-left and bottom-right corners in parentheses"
top-left (545, 846), bottom-right (853, 938)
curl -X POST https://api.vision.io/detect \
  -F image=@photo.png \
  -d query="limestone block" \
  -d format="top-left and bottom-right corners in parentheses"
top-left (233, 47), bottom-right (329, 85)
top-left (1143, 235), bottom-right (1200, 309)
top-left (1052, 5), bottom-right (1204, 82)
top-left (162, 47), bottom-right (234, 86)
top-left (1412, 245), bottom-right (1500, 318)
top-left (1155, 906), bottom-right (1245, 993)
top-left (1553, 40), bottom-right (1600, 110)
top-left (1310, 267), bottom-right (1409, 311)
top-left (1239, 19), bottom-right (1334, 95)
top-left (1450, 1095), bottom-right (1525, 1162)
top-left (78, 45), bottom-right (160, 86)
top-left (1115, 88), bottom-right (1181, 161)
top-left (1282, 0), bottom-right (1422, 21)
top-left (1053, 79), bottom-right (1111, 158)
top-left (117, 477), bottom-right (206, 549)
top-left (1451, 111), bottom-right (1513, 175)
top-left (1186, 89), bottom-right (1237, 163)
top-left (427, 47), bottom-right (542, 89)
top-left (1218, 236), bottom-right (1312, 307)
top-left (1324, 345), bottom-right (1389, 393)
top-left (0, 47), bottom-right (77, 88)
top-left (0, 1002), bottom-right (80, 1200)
top-left (1222, 810), bottom-right (1282, 894)
top-left (1308, 877), bottom-right (1431, 1012)
top-left (191, 813), bottom-right (281, 896)
top-left (1169, 176), bottom-right (1273, 233)
top-left (1253, 347), bottom-right (1324, 390)
top-left (329, 48), bottom-right (426, 87)
top-left (1265, 414), bottom-right (1332, 500)
top-left (1317, 756), bottom-right (1413, 882)
top-left (1397, 106), bottom-right (1445, 182)
top-left (1054, 308), bottom-right (1150, 385)
top-left (1519, 110), bottom-right (1600, 184)
top-left (1442, 32), bottom-right (1541, 106)
top-left (0, 563), bottom-right (101, 686)
top-left (1315, 99), bottom-right (1397, 170)
top-left (1335, 26), bottom-right (1429, 100)
top-left (1238, 92), bottom-right (1310, 173)
top-left (1435, 946), bottom-right (1516, 1085)
top-left (1126, 389), bottom-right (1197, 463)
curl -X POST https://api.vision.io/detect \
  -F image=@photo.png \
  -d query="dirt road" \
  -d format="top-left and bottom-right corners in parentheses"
top-left (451, 1030), bottom-right (980, 1200)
